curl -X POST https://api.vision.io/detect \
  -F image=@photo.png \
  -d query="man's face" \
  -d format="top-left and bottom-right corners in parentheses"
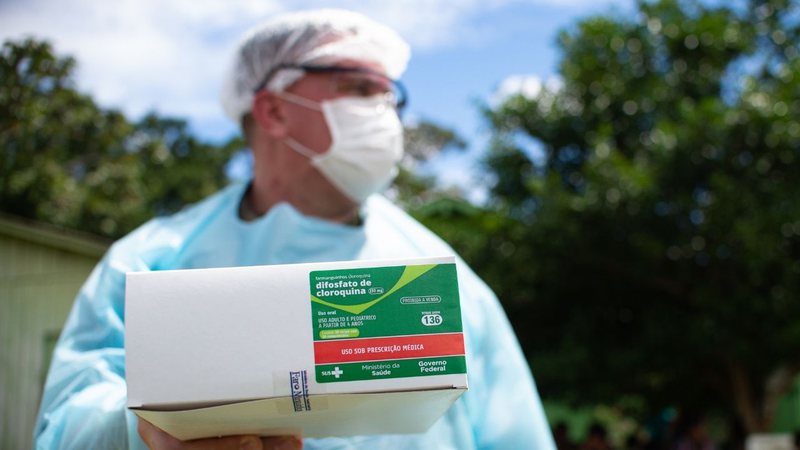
top-left (248, 58), bottom-right (403, 212)
top-left (279, 59), bottom-right (396, 155)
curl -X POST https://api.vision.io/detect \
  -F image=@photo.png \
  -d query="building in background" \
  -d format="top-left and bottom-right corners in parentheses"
top-left (0, 214), bottom-right (109, 450)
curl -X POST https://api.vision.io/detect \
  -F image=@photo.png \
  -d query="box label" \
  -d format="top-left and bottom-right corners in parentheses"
top-left (310, 263), bottom-right (465, 383)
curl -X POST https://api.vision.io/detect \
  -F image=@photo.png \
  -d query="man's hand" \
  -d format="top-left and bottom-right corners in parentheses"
top-left (138, 418), bottom-right (302, 450)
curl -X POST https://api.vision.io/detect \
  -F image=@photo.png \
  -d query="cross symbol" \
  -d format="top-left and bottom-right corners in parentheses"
top-left (332, 367), bottom-right (344, 379)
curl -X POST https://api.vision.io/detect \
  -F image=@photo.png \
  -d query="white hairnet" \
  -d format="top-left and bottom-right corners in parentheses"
top-left (220, 9), bottom-right (411, 122)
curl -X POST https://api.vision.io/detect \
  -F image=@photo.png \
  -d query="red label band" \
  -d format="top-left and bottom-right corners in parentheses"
top-left (314, 333), bottom-right (465, 364)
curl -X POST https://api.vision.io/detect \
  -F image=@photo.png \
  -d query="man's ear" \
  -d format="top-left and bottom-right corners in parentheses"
top-left (251, 91), bottom-right (289, 138)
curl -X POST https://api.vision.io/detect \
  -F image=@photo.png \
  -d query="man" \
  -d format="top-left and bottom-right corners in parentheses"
top-left (34, 9), bottom-right (556, 450)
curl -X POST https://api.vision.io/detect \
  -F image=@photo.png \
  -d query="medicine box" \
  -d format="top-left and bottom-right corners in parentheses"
top-left (125, 256), bottom-right (467, 440)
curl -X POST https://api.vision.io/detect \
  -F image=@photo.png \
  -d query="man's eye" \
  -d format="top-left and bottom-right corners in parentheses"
top-left (355, 84), bottom-right (374, 96)
top-left (350, 82), bottom-right (373, 96)
top-left (338, 78), bottom-right (386, 97)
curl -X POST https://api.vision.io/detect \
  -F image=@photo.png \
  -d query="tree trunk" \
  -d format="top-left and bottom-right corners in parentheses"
top-left (728, 360), bottom-right (765, 434)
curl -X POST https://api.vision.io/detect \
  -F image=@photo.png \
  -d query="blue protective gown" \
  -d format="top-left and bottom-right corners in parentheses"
top-left (34, 182), bottom-right (556, 450)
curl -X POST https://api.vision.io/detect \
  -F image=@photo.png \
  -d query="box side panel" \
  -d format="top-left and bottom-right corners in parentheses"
top-left (133, 388), bottom-right (466, 441)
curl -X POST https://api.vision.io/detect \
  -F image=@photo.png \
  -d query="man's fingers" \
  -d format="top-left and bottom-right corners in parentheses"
top-left (183, 434), bottom-right (302, 450)
top-left (261, 436), bottom-right (303, 450)
top-left (138, 418), bottom-right (180, 449)
top-left (182, 435), bottom-right (263, 450)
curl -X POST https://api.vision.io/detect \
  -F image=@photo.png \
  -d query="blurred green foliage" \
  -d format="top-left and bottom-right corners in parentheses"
top-left (393, 120), bottom-right (467, 208)
top-left (416, 0), bottom-right (800, 434)
top-left (0, 38), bottom-right (240, 239)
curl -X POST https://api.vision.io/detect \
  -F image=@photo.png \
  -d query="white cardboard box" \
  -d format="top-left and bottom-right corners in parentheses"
top-left (125, 256), bottom-right (467, 440)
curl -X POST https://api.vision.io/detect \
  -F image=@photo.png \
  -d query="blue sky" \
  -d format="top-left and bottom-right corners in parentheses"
top-left (0, 0), bottom-right (634, 196)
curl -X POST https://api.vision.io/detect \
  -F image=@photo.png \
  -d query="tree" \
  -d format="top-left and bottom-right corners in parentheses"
top-left (392, 119), bottom-right (468, 208)
top-left (0, 38), bottom-right (239, 238)
top-left (457, 0), bottom-right (799, 434)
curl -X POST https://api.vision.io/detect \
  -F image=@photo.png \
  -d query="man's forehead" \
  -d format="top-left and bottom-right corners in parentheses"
top-left (304, 59), bottom-right (394, 90)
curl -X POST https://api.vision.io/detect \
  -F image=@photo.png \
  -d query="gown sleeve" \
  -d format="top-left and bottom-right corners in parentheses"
top-left (33, 244), bottom-right (149, 450)
top-left (32, 195), bottom-right (220, 450)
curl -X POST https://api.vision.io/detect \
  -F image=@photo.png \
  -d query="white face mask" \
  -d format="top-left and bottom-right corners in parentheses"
top-left (277, 91), bottom-right (404, 204)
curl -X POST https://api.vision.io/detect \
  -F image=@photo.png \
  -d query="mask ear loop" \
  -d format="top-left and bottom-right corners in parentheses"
top-left (271, 91), bottom-right (329, 160)
top-left (284, 136), bottom-right (321, 159)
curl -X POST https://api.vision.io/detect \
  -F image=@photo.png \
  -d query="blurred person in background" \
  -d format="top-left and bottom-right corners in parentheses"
top-left (672, 414), bottom-right (716, 450)
top-left (555, 421), bottom-right (578, 450)
top-left (581, 422), bottom-right (614, 450)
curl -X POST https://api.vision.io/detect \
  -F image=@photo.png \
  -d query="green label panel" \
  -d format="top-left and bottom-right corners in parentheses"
top-left (316, 356), bottom-right (467, 383)
top-left (310, 263), bottom-right (462, 341)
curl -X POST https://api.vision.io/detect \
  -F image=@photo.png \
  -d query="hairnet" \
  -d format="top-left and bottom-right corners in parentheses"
top-left (220, 9), bottom-right (411, 122)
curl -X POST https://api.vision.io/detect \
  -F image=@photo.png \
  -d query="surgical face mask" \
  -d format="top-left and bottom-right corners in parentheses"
top-left (276, 91), bottom-right (404, 204)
